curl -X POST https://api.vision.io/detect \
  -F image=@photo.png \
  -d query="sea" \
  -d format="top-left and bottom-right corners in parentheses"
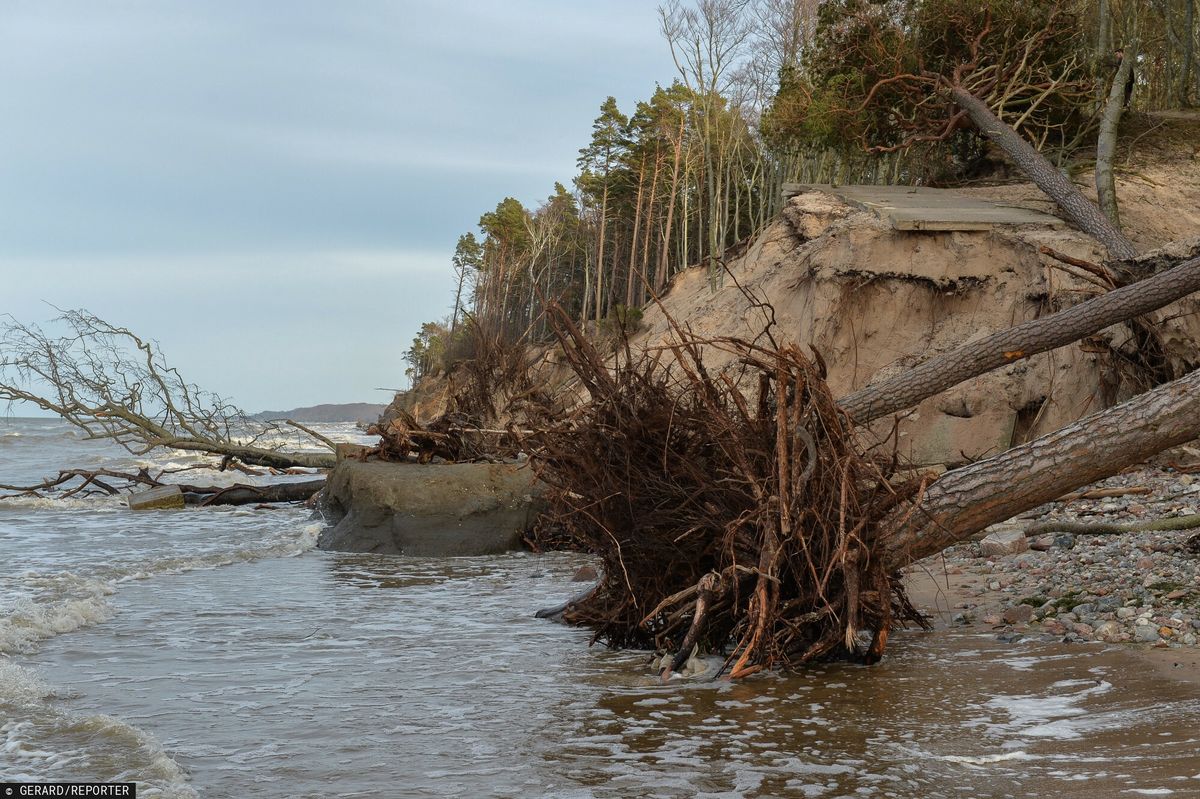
top-left (3, 416), bottom-right (1200, 798)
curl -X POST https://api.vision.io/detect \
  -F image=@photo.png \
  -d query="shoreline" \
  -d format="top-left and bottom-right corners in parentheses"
top-left (905, 563), bottom-right (1200, 688)
top-left (905, 462), bottom-right (1200, 687)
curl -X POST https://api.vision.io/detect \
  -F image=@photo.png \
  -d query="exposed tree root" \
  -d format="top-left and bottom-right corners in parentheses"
top-left (519, 305), bottom-right (928, 674)
top-left (367, 321), bottom-right (551, 463)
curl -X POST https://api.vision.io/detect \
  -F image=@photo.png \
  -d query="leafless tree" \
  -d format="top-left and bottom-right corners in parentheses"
top-left (0, 310), bottom-right (335, 469)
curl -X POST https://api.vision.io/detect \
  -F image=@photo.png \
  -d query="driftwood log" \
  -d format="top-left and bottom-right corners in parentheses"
top-left (0, 466), bottom-right (324, 507)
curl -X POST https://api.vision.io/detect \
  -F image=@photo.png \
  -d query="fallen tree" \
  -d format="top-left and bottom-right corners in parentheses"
top-left (0, 465), bottom-right (325, 507)
top-left (0, 310), bottom-right (335, 469)
top-left (526, 272), bottom-right (1200, 674)
top-left (839, 251), bottom-right (1200, 423)
top-left (882, 365), bottom-right (1200, 567)
top-left (521, 307), bottom-right (928, 677)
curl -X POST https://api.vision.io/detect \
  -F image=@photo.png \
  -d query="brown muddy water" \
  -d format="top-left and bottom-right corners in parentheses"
top-left (3, 421), bottom-right (1200, 797)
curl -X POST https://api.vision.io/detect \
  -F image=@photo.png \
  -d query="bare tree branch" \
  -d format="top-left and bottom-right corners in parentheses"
top-left (0, 310), bottom-right (335, 469)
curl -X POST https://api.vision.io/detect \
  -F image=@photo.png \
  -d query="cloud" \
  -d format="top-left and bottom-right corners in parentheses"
top-left (0, 0), bottom-right (680, 409)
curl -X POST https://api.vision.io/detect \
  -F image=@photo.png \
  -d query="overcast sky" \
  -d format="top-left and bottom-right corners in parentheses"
top-left (0, 1), bottom-right (678, 412)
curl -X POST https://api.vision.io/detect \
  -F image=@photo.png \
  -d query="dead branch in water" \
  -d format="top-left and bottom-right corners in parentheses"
top-left (0, 464), bottom-right (323, 506)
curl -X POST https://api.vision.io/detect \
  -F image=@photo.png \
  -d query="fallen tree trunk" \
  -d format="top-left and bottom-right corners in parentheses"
top-left (1095, 40), bottom-right (1138, 228)
top-left (838, 253), bottom-right (1200, 424)
top-left (1025, 514), bottom-right (1200, 537)
top-left (182, 479), bottom-right (325, 506)
top-left (948, 84), bottom-right (1138, 260)
top-left (0, 466), bottom-right (324, 507)
top-left (166, 441), bottom-right (334, 470)
top-left (879, 367), bottom-right (1200, 568)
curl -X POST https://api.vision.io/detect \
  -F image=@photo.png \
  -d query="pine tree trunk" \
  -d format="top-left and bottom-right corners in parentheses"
top-left (1182, 0), bottom-right (1196, 106)
top-left (947, 85), bottom-right (1138, 260)
top-left (1096, 41), bottom-right (1137, 227)
top-left (627, 155), bottom-right (647, 308)
top-left (838, 253), bottom-right (1200, 424)
top-left (657, 118), bottom-right (686, 292)
top-left (881, 366), bottom-right (1200, 568)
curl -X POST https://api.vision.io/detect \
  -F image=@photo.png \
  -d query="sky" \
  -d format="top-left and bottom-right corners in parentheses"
top-left (0, 1), bottom-right (679, 413)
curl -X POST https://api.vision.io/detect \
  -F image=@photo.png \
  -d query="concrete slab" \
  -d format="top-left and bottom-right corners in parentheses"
top-left (781, 183), bottom-right (1067, 231)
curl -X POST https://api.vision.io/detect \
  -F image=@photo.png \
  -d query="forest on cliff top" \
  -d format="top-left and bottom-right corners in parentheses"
top-left (401, 0), bottom-right (1200, 385)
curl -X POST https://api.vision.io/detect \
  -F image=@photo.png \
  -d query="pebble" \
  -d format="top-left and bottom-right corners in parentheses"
top-left (1135, 626), bottom-right (1162, 643)
top-left (1002, 605), bottom-right (1034, 625)
top-left (921, 465), bottom-right (1200, 650)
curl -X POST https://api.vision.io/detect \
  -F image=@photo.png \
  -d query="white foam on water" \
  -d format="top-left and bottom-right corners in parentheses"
top-left (0, 705), bottom-right (198, 798)
top-left (942, 751), bottom-right (1037, 765)
top-left (0, 660), bottom-right (52, 704)
top-left (1123, 790), bottom-right (1174, 795)
top-left (0, 495), bottom-right (125, 511)
top-left (0, 523), bottom-right (321, 655)
top-left (983, 679), bottom-right (1114, 740)
top-left (0, 586), bottom-right (116, 655)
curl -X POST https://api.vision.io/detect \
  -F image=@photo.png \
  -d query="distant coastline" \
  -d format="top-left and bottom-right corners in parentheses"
top-left (249, 402), bottom-right (386, 424)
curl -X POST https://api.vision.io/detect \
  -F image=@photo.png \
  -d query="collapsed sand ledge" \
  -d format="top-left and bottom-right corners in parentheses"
top-left (627, 191), bottom-right (1200, 466)
top-left (318, 459), bottom-right (543, 556)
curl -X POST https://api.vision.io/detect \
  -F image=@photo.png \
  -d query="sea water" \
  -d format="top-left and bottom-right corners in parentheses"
top-left (2, 418), bottom-right (1200, 798)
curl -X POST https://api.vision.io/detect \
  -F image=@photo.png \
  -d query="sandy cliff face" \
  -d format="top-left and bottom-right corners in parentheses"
top-left (631, 190), bottom-right (1200, 466)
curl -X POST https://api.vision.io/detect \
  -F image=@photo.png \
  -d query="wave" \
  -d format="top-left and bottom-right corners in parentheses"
top-left (114, 521), bottom-right (321, 583)
top-left (0, 495), bottom-right (126, 512)
top-left (0, 688), bottom-right (198, 798)
top-left (0, 583), bottom-right (116, 655)
top-left (0, 523), bottom-right (322, 655)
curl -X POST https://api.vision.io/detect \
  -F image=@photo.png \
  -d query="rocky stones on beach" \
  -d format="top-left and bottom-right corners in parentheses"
top-left (918, 465), bottom-right (1200, 650)
top-left (1002, 604), bottom-right (1034, 625)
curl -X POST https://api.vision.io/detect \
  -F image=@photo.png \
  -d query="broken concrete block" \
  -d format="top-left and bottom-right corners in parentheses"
top-left (979, 528), bottom-right (1029, 557)
top-left (127, 484), bottom-right (185, 510)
